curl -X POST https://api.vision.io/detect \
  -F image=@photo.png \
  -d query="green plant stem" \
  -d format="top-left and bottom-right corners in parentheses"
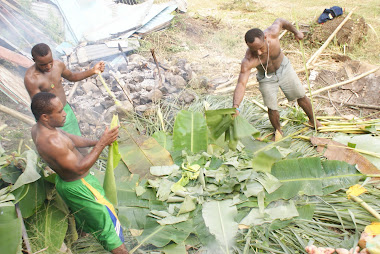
top-left (296, 21), bottom-right (317, 135)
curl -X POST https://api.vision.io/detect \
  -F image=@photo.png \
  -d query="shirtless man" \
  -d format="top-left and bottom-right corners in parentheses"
top-left (31, 92), bottom-right (128, 254)
top-left (233, 18), bottom-right (321, 140)
top-left (25, 43), bottom-right (105, 136)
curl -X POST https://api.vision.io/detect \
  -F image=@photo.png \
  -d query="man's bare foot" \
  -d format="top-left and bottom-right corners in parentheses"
top-left (305, 245), bottom-right (335, 254)
top-left (270, 129), bottom-right (283, 141)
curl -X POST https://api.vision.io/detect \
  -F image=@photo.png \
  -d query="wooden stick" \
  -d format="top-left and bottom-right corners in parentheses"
top-left (110, 72), bottom-right (134, 106)
top-left (249, 98), bottom-right (267, 112)
top-left (0, 104), bottom-right (35, 125)
top-left (306, 67), bottom-right (379, 96)
top-left (150, 49), bottom-right (163, 88)
top-left (307, 7), bottom-right (357, 67)
top-left (67, 82), bottom-right (79, 103)
top-left (349, 194), bottom-right (380, 220)
top-left (15, 204), bottom-right (32, 254)
top-left (315, 95), bottom-right (380, 110)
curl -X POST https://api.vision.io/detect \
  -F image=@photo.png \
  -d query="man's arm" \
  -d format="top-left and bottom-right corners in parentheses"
top-left (267, 18), bottom-right (304, 40)
top-left (61, 61), bottom-right (105, 82)
top-left (48, 126), bottom-right (118, 176)
top-left (60, 130), bottom-right (99, 148)
top-left (232, 58), bottom-right (256, 114)
top-left (24, 75), bottom-right (41, 99)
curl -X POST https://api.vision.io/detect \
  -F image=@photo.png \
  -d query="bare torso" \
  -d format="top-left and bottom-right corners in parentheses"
top-left (244, 32), bottom-right (284, 74)
top-left (25, 60), bottom-right (67, 105)
top-left (31, 124), bottom-right (86, 181)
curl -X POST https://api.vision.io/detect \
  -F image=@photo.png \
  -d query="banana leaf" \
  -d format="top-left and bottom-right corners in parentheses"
top-left (103, 115), bottom-right (121, 206)
top-left (173, 110), bottom-right (208, 153)
top-left (233, 115), bottom-right (260, 139)
top-left (0, 164), bottom-right (21, 184)
top-left (251, 147), bottom-right (284, 173)
top-left (266, 157), bottom-right (362, 203)
top-left (11, 150), bottom-right (40, 191)
top-left (205, 108), bottom-right (236, 140)
top-left (0, 202), bottom-right (22, 254)
top-left (12, 179), bottom-right (46, 218)
top-left (152, 131), bottom-right (173, 151)
top-left (119, 125), bottom-right (174, 179)
top-left (133, 218), bottom-right (192, 249)
top-left (160, 242), bottom-right (186, 254)
top-left (202, 199), bottom-right (238, 253)
top-left (26, 199), bottom-right (68, 254)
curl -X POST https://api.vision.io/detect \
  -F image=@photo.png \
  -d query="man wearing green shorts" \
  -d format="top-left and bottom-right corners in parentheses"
top-left (31, 92), bottom-right (128, 254)
top-left (233, 18), bottom-right (321, 140)
top-left (25, 43), bottom-right (105, 136)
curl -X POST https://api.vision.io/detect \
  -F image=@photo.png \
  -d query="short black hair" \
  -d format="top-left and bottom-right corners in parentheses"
top-left (31, 43), bottom-right (51, 58)
top-left (31, 92), bottom-right (57, 121)
top-left (245, 28), bottom-right (264, 43)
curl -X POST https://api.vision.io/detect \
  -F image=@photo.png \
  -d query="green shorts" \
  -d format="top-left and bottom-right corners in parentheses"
top-left (61, 103), bottom-right (82, 136)
top-left (55, 173), bottom-right (124, 251)
top-left (257, 56), bottom-right (306, 110)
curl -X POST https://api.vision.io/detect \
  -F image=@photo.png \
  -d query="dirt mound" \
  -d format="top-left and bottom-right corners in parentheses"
top-left (309, 14), bottom-right (367, 49)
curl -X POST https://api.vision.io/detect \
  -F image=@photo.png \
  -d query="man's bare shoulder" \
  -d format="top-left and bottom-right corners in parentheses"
top-left (241, 49), bottom-right (259, 70)
top-left (35, 130), bottom-right (68, 155)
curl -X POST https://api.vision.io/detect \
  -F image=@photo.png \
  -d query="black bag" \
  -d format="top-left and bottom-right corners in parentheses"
top-left (317, 6), bottom-right (343, 24)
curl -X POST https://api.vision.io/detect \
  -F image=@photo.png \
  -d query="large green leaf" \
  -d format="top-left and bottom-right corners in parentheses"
top-left (103, 115), bottom-right (121, 206)
top-left (173, 110), bottom-right (208, 153)
top-left (233, 115), bottom-right (260, 139)
top-left (239, 200), bottom-right (299, 226)
top-left (152, 131), bottom-right (173, 151)
top-left (133, 218), bottom-right (192, 249)
top-left (205, 108), bottom-right (236, 140)
top-left (251, 147), bottom-right (284, 173)
top-left (0, 202), bottom-right (22, 254)
top-left (11, 150), bottom-right (40, 191)
top-left (26, 199), bottom-right (68, 254)
top-left (266, 157), bottom-right (362, 203)
top-left (13, 179), bottom-right (46, 218)
top-left (119, 126), bottom-right (174, 179)
top-left (202, 199), bottom-right (238, 253)
top-left (0, 164), bottom-right (21, 184)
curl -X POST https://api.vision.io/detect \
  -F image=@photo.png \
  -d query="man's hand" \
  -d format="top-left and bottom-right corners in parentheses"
top-left (294, 31), bottom-right (304, 41)
top-left (93, 61), bottom-right (105, 74)
top-left (99, 126), bottom-right (119, 147)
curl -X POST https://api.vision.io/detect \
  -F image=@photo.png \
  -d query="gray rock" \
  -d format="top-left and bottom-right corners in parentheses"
top-left (150, 89), bottom-right (163, 101)
top-left (140, 91), bottom-right (152, 104)
top-left (176, 58), bottom-right (187, 69)
top-left (116, 100), bottom-right (134, 117)
top-left (135, 104), bottom-right (148, 112)
top-left (93, 104), bottom-right (105, 114)
top-left (133, 75), bottom-right (144, 83)
top-left (115, 91), bottom-right (127, 101)
top-left (82, 81), bottom-right (100, 94)
top-left (118, 63), bottom-right (128, 73)
top-left (80, 122), bottom-right (91, 136)
top-left (101, 99), bottom-right (115, 109)
top-left (164, 82), bottom-right (178, 94)
top-left (169, 75), bottom-right (187, 88)
top-left (103, 105), bottom-right (117, 123)
top-left (76, 106), bottom-right (103, 125)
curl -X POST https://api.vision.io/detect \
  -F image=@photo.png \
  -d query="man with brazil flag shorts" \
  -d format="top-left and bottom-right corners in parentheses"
top-left (25, 43), bottom-right (105, 136)
top-left (31, 92), bottom-right (128, 254)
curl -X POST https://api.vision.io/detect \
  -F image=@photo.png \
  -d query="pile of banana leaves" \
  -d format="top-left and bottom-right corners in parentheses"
top-left (1, 107), bottom-right (379, 254)
top-left (100, 109), bottom-right (380, 253)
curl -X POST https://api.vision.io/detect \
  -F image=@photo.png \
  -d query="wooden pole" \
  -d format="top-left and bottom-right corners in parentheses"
top-left (307, 7), bottom-right (357, 67)
top-left (0, 104), bottom-right (35, 125)
top-left (15, 204), bottom-right (32, 254)
top-left (306, 67), bottom-right (379, 97)
top-left (67, 82), bottom-right (79, 103)
top-left (150, 49), bottom-right (163, 88)
top-left (315, 95), bottom-right (380, 110)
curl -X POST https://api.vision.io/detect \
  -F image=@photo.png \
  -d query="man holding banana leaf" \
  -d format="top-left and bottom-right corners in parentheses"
top-left (31, 92), bottom-right (128, 254)
top-left (25, 43), bottom-right (105, 136)
top-left (232, 18), bottom-right (321, 140)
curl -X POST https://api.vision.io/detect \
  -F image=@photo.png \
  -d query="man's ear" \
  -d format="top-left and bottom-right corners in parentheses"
top-left (40, 113), bottom-right (49, 122)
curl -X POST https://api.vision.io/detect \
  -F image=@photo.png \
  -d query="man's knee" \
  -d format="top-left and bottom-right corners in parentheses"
top-left (111, 243), bottom-right (128, 254)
